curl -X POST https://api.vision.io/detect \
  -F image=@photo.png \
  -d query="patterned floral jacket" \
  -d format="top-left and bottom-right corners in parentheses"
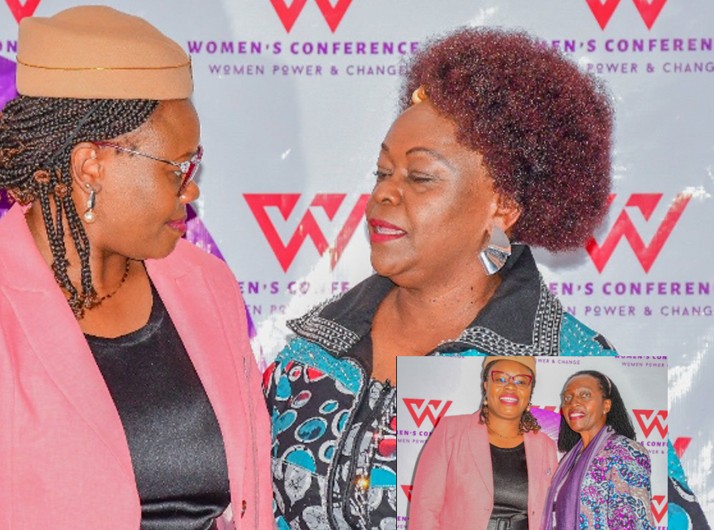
top-left (263, 245), bottom-right (708, 530)
top-left (578, 434), bottom-right (656, 529)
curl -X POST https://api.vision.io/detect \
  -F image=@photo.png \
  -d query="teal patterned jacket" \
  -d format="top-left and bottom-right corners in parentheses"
top-left (264, 246), bottom-right (708, 529)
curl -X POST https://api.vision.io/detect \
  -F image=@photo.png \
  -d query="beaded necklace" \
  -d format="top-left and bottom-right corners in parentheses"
top-left (96, 258), bottom-right (131, 304)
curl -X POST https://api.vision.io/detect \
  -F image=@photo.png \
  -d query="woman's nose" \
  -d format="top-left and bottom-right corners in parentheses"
top-left (371, 175), bottom-right (401, 205)
top-left (180, 180), bottom-right (200, 203)
top-left (570, 394), bottom-right (587, 405)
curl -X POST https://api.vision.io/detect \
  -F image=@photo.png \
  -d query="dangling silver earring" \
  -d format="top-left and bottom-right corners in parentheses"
top-left (479, 226), bottom-right (511, 275)
top-left (83, 185), bottom-right (97, 223)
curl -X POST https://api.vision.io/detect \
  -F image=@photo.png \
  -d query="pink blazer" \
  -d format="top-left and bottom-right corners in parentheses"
top-left (0, 206), bottom-right (273, 529)
top-left (409, 412), bottom-right (557, 530)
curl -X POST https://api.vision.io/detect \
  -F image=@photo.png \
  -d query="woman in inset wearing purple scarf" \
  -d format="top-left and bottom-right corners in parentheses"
top-left (541, 371), bottom-right (655, 530)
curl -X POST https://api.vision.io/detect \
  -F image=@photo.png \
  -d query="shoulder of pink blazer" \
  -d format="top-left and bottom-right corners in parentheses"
top-left (525, 430), bottom-right (558, 458)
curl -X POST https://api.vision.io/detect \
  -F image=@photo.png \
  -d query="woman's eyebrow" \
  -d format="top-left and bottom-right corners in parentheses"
top-left (405, 146), bottom-right (456, 171)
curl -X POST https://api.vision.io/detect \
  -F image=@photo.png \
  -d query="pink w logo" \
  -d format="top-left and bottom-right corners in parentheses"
top-left (403, 398), bottom-right (453, 429)
top-left (585, 0), bottom-right (668, 30)
top-left (5, 0), bottom-right (41, 23)
top-left (633, 409), bottom-right (668, 438)
top-left (244, 193), bottom-right (369, 272)
top-left (270, 0), bottom-right (353, 33)
top-left (400, 485), bottom-right (413, 502)
top-left (651, 495), bottom-right (668, 524)
top-left (586, 193), bottom-right (690, 273)
top-left (674, 437), bottom-right (692, 459)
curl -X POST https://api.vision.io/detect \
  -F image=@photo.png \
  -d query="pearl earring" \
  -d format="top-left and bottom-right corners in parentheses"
top-left (83, 185), bottom-right (96, 223)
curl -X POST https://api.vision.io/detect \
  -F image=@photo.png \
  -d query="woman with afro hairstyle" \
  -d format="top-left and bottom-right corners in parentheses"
top-left (410, 356), bottom-right (558, 529)
top-left (541, 371), bottom-right (655, 529)
top-left (0, 6), bottom-right (270, 529)
top-left (263, 27), bottom-right (619, 530)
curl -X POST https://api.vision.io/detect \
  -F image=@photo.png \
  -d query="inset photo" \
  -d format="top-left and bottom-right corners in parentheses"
top-left (397, 355), bottom-right (667, 529)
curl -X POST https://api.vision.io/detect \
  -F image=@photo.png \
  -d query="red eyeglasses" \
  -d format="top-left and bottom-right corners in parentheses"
top-left (490, 371), bottom-right (533, 387)
top-left (95, 141), bottom-right (203, 195)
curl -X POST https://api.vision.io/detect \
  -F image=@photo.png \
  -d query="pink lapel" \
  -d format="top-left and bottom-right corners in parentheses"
top-left (146, 245), bottom-right (250, 505)
top-left (524, 432), bottom-right (544, 499)
top-left (464, 413), bottom-right (494, 500)
top-left (0, 206), bottom-right (135, 481)
top-left (524, 429), bottom-right (558, 527)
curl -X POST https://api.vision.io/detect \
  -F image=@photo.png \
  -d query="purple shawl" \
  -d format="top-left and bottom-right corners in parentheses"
top-left (541, 425), bottom-right (615, 530)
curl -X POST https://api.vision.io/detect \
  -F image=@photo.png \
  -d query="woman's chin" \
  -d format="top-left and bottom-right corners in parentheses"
top-left (128, 239), bottom-right (180, 262)
top-left (369, 255), bottom-right (403, 280)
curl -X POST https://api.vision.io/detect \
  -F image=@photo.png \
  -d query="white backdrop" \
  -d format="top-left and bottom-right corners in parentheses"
top-left (1, 0), bottom-right (712, 524)
top-left (397, 356), bottom-right (669, 528)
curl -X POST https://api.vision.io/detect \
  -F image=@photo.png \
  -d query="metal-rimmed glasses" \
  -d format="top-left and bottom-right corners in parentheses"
top-left (95, 141), bottom-right (203, 195)
top-left (561, 389), bottom-right (596, 405)
top-left (490, 371), bottom-right (533, 387)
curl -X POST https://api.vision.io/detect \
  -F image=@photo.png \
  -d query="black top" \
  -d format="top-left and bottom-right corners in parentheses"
top-left (489, 442), bottom-right (529, 521)
top-left (86, 285), bottom-right (230, 530)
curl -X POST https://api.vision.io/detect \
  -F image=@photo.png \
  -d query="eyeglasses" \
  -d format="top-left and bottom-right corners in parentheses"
top-left (561, 390), bottom-right (596, 405)
top-left (490, 371), bottom-right (533, 387)
top-left (95, 141), bottom-right (203, 195)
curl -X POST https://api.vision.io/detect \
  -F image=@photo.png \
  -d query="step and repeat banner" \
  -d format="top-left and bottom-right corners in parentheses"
top-left (1, 0), bottom-right (712, 524)
top-left (397, 356), bottom-right (669, 527)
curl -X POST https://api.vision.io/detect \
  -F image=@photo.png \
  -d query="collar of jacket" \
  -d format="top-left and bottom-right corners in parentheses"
top-left (287, 245), bottom-right (564, 358)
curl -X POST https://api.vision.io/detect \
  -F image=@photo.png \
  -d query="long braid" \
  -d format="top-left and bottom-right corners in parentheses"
top-left (0, 96), bottom-right (158, 318)
top-left (63, 190), bottom-right (94, 308)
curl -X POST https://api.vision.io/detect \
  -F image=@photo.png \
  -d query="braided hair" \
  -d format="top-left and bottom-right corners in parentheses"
top-left (478, 358), bottom-right (541, 434)
top-left (0, 96), bottom-right (158, 318)
top-left (557, 370), bottom-right (637, 452)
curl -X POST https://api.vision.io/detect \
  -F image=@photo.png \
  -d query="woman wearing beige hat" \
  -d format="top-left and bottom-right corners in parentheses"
top-left (409, 356), bottom-right (557, 530)
top-left (0, 6), bottom-right (271, 530)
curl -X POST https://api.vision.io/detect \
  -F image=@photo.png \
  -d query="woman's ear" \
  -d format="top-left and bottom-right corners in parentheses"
top-left (493, 193), bottom-right (522, 234)
top-left (69, 142), bottom-right (102, 193)
top-left (604, 399), bottom-right (612, 415)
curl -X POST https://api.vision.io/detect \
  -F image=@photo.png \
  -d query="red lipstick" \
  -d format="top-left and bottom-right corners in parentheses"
top-left (368, 218), bottom-right (406, 243)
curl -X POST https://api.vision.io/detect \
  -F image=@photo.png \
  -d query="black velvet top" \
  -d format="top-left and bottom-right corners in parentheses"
top-left (86, 285), bottom-right (230, 530)
top-left (489, 442), bottom-right (529, 521)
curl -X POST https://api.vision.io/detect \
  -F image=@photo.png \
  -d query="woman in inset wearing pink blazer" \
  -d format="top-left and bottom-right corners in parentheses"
top-left (409, 357), bottom-right (557, 530)
top-left (0, 7), bottom-right (271, 530)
